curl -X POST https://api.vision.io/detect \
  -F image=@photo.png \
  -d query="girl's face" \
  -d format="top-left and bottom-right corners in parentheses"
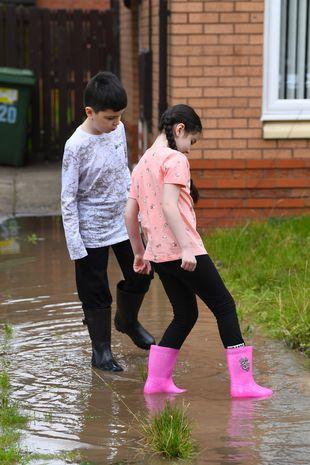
top-left (174, 123), bottom-right (200, 155)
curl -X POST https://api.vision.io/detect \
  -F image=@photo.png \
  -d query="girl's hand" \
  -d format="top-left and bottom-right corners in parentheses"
top-left (181, 249), bottom-right (197, 272)
top-left (134, 255), bottom-right (151, 274)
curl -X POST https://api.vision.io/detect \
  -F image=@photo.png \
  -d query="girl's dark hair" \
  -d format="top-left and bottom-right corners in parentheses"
top-left (83, 71), bottom-right (127, 113)
top-left (159, 104), bottom-right (202, 204)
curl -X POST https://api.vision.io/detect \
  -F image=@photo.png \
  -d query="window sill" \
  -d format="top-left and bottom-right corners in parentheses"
top-left (263, 121), bottom-right (310, 139)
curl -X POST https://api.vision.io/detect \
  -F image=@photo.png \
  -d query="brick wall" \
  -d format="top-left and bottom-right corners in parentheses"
top-left (119, 1), bottom-right (139, 164)
top-left (139, 0), bottom-right (160, 147)
top-left (109, 1), bottom-right (310, 227)
top-left (39, 0), bottom-right (307, 228)
top-left (192, 158), bottom-right (310, 228)
top-left (41, 0), bottom-right (310, 226)
top-left (37, 0), bottom-right (110, 9)
top-left (168, 0), bottom-right (310, 161)
top-left (167, 0), bottom-right (310, 227)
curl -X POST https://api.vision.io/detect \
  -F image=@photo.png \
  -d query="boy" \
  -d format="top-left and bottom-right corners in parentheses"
top-left (61, 71), bottom-right (155, 372)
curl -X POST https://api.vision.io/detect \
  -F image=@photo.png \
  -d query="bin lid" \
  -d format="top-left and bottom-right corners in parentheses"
top-left (0, 67), bottom-right (35, 86)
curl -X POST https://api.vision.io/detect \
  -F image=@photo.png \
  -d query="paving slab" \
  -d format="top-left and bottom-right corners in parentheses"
top-left (0, 162), bottom-right (61, 221)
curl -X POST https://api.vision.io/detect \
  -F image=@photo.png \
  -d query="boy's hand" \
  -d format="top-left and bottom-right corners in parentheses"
top-left (134, 255), bottom-right (151, 274)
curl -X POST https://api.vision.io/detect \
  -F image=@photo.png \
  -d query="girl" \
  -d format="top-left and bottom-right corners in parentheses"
top-left (125, 104), bottom-right (273, 398)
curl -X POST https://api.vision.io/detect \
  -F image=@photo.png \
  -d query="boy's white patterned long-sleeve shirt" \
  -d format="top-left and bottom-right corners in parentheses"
top-left (61, 122), bottom-right (131, 260)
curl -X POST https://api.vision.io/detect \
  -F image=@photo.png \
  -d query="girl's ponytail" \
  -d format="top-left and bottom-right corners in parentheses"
top-left (159, 105), bottom-right (201, 204)
top-left (161, 111), bottom-right (177, 151)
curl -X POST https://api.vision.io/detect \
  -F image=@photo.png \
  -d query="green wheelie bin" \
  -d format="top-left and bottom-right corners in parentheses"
top-left (0, 67), bottom-right (35, 166)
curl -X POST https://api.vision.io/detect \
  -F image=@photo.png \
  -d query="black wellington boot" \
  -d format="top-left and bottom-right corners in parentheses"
top-left (83, 307), bottom-right (123, 372)
top-left (114, 281), bottom-right (155, 350)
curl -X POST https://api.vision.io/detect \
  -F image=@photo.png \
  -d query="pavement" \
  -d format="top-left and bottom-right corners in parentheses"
top-left (0, 161), bottom-right (61, 222)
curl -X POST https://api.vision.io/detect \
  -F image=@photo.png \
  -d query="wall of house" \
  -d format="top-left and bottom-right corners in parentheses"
top-left (166, 0), bottom-right (310, 228)
top-left (119, 0), bottom-right (310, 228)
top-left (119, 1), bottom-right (140, 164)
top-left (38, 0), bottom-right (310, 227)
top-left (139, 0), bottom-right (160, 140)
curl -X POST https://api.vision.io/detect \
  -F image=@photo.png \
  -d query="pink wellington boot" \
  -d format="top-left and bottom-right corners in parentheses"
top-left (144, 345), bottom-right (187, 394)
top-left (226, 346), bottom-right (273, 398)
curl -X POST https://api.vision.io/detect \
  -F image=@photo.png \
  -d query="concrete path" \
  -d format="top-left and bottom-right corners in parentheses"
top-left (0, 162), bottom-right (61, 221)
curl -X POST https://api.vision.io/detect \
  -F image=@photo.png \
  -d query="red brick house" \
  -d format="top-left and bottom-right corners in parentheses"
top-left (120, 0), bottom-right (310, 229)
top-left (13, 0), bottom-right (310, 228)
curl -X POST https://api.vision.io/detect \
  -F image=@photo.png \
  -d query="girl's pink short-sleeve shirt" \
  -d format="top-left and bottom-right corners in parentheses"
top-left (129, 146), bottom-right (207, 263)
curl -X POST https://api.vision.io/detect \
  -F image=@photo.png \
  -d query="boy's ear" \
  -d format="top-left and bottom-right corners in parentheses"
top-left (85, 106), bottom-right (94, 118)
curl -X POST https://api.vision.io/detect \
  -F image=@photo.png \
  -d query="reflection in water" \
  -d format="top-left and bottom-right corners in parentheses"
top-left (226, 399), bottom-right (259, 464)
top-left (143, 392), bottom-right (177, 414)
top-left (0, 218), bottom-right (20, 255)
top-left (0, 216), bottom-right (309, 465)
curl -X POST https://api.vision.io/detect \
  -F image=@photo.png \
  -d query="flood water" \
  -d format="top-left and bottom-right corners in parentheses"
top-left (0, 216), bottom-right (309, 465)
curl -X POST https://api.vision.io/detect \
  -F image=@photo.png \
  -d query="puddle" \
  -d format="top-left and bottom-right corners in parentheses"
top-left (0, 216), bottom-right (309, 465)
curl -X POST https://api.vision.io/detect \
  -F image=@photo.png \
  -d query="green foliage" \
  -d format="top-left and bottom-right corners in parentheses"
top-left (139, 401), bottom-right (196, 460)
top-left (2, 324), bottom-right (13, 338)
top-left (0, 402), bottom-right (29, 429)
top-left (0, 372), bottom-right (10, 393)
top-left (137, 363), bottom-right (147, 383)
top-left (0, 445), bottom-right (24, 465)
top-left (204, 216), bottom-right (310, 354)
top-left (29, 450), bottom-right (81, 462)
top-left (26, 233), bottom-right (39, 245)
top-left (0, 431), bottom-right (20, 449)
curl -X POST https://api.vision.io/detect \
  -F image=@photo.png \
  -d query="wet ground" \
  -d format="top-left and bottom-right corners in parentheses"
top-left (0, 216), bottom-right (309, 465)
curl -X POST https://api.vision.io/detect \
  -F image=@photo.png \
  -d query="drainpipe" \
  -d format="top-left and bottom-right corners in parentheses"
top-left (159, 0), bottom-right (169, 120)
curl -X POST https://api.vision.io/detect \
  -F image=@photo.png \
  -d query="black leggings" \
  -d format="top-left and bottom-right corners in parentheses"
top-left (153, 254), bottom-right (244, 349)
top-left (75, 239), bottom-right (152, 310)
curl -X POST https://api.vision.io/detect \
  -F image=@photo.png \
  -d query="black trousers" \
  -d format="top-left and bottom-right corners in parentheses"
top-left (153, 254), bottom-right (244, 349)
top-left (75, 239), bottom-right (152, 310)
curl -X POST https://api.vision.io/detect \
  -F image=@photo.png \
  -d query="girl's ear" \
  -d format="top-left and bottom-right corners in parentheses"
top-left (174, 123), bottom-right (185, 136)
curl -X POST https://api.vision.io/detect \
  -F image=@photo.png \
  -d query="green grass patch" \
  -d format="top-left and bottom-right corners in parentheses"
top-left (2, 324), bottom-right (13, 339)
top-left (0, 431), bottom-right (20, 449)
top-left (0, 402), bottom-right (29, 429)
top-left (137, 363), bottom-right (147, 383)
top-left (204, 216), bottom-right (310, 355)
top-left (0, 371), bottom-right (10, 393)
top-left (139, 401), bottom-right (196, 460)
top-left (0, 445), bottom-right (25, 465)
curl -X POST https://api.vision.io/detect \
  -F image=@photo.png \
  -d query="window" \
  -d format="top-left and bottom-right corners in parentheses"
top-left (263, 0), bottom-right (310, 120)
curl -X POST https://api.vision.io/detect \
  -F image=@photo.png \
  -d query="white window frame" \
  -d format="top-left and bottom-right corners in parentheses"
top-left (262, 0), bottom-right (310, 121)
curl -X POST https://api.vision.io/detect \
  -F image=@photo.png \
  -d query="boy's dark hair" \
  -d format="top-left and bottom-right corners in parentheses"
top-left (159, 104), bottom-right (202, 204)
top-left (83, 71), bottom-right (127, 112)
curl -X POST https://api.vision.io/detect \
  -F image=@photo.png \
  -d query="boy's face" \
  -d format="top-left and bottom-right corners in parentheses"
top-left (85, 107), bottom-right (125, 134)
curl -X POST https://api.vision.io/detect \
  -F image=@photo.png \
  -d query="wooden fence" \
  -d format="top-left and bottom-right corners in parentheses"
top-left (0, 2), bottom-right (119, 159)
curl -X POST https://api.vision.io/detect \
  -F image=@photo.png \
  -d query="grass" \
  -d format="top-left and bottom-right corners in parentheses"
top-left (137, 363), bottom-right (147, 383)
top-left (2, 324), bottom-right (13, 338)
top-left (204, 216), bottom-right (310, 355)
top-left (0, 324), bottom-right (31, 465)
top-left (0, 402), bottom-right (29, 429)
top-left (138, 401), bottom-right (196, 460)
top-left (0, 371), bottom-right (10, 393)
top-left (92, 370), bottom-right (196, 461)
top-left (26, 233), bottom-right (39, 245)
top-left (0, 445), bottom-right (25, 465)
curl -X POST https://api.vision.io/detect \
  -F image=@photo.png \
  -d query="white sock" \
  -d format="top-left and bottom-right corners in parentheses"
top-left (226, 343), bottom-right (245, 349)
